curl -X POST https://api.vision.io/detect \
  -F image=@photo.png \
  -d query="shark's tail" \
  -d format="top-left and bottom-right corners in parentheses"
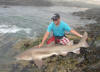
top-left (79, 32), bottom-right (89, 48)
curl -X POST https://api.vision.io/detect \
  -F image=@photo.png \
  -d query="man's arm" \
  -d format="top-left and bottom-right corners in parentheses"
top-left (70, 29), bottom-right (83, 38)
top-left (64, 23), bottom-right (82, 38)
top-left (38, 31), bottom-right (49, 48)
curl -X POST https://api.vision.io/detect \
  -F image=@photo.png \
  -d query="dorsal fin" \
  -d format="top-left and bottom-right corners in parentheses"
top-left (79, 32), bottom-right (89, 47)
top-left (80, 32), bottom-right (88, 42)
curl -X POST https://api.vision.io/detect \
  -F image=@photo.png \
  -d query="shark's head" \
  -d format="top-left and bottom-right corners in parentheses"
top-left (15, 54), bottom-right (33, 61)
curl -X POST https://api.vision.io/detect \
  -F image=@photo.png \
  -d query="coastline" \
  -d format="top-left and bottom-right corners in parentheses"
top-left (9, 8), bottom-right (100, 72)
top-left (0, 1), bottom-right (99, 71)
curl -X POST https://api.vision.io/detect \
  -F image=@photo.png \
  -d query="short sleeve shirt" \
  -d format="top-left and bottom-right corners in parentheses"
top-left (47, 20), bottom-right (71, 36)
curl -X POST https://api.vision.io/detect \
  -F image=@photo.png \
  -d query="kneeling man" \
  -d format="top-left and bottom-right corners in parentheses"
top-left (38, 13), bottom-right (83, 48)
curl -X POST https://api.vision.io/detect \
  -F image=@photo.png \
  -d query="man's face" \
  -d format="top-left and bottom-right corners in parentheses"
top-left (53, 18), bottom-right (60, 25)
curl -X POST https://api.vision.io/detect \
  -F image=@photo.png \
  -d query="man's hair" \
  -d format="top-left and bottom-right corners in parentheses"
top-left (51, 13), bottom-right (60, 21)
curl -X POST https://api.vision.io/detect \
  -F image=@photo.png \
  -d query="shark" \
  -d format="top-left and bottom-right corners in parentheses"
top-left (15, 32), bottom-right (89, 68)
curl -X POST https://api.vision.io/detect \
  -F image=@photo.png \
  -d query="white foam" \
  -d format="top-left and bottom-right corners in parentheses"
top-left (0, 25), bottom-right (31, 34)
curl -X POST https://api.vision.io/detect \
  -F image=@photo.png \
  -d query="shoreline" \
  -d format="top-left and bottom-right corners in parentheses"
top-left (9, 7), bottom-right (100, 72)
top-left (0, 4), bottom-right (100, 72)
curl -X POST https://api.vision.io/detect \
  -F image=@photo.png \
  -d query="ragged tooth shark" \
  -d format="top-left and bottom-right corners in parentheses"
top-left (15, 32), bottom-right (89, 68)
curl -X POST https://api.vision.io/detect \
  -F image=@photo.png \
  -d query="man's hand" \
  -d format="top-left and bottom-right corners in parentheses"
top-left (80, 35), bottom-right (83, 38)
top-left (38, 43), bottom-right (44, 48)
top-left (38, 31), bottom-right (49, 48)
top-left (70, 29), bottom-right (83, 38)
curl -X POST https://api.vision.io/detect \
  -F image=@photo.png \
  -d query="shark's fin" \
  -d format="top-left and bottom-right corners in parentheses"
top-left (72, 48), bottom-right (80, 54)
top-left (79, 32), bottom-right (89, 47)
top-left (80, 32), bottom-right (88, 42)
top-left (61, 52), bottom-right (68, 56)
top-left (34, 59), bottom-right (44, 69)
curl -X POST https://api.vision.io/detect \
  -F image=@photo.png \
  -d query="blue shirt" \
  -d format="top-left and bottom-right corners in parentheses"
top-left (47, 20), bottom-right (71, 36)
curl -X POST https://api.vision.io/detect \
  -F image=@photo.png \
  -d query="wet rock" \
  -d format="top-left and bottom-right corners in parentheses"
top-left (11, 8), bottom-right (100, 71)
top-left (82, 61), bottom-right (100, 72)
top-left (95, 40), bottom-right (100, 47)
top-left (13, 37), bottom-right (43, 50)
top-left (11, 45), bottom-right (100, 72)
top-left (10, 61), bottom-right (39, 72)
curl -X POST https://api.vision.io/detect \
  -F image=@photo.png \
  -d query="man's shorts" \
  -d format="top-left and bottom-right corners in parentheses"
top-left (47, 36), bottom-right (70, 45)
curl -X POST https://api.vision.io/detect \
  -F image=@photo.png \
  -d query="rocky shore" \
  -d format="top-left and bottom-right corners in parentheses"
top-left (7, 8), bottom-right (100, 72)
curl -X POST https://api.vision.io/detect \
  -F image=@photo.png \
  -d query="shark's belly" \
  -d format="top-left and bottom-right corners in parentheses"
top-left (34, 52), bottom-right (59, 60)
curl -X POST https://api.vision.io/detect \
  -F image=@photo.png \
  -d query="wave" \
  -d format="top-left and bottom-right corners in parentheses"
top-left (0, 25), bottom-right (31, 34)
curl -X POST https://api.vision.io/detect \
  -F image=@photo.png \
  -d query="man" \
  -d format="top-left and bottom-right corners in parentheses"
top-left (38, 13), bottom-right (83, 48)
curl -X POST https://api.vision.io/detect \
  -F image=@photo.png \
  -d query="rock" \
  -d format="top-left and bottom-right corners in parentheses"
top-left (11, 8), bottom-right (100, 72)
top-left (95, 40), bottom-right (100, 47)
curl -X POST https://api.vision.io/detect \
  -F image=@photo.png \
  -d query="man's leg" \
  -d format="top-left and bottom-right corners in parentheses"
top-left (59, 37), bottom-right (70, 45)
top-left (46, 36), bottom-right (55, 44)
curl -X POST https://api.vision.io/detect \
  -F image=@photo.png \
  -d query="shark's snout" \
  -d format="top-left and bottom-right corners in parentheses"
top-left (15, 55), bottom-right (33, 61)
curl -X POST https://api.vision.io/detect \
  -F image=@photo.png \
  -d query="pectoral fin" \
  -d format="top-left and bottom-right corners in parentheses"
top-left (72, 48), bottom-right (80, 54)
top-left (34, 59), bottom-right (44, 69)
top-left (59, 51), bottom-right (68, 56)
